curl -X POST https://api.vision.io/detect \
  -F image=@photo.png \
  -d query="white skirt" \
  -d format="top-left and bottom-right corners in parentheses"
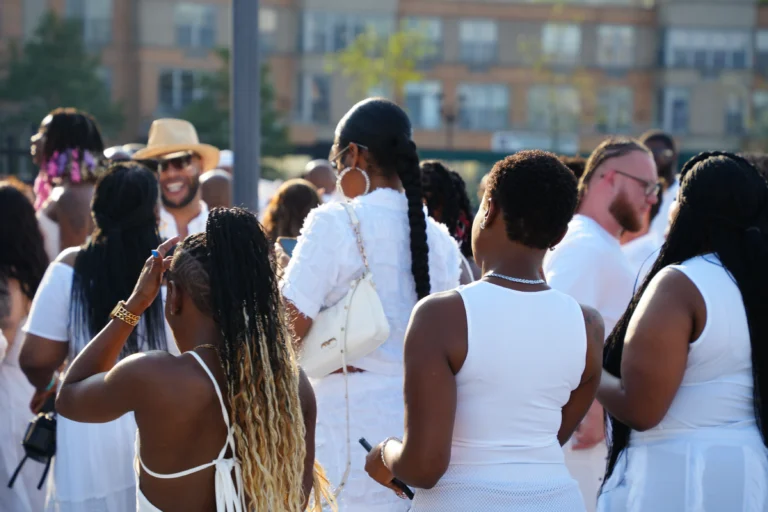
top-left (46, 414), bottom-right (138, 512)
top-left (311, 372), bottom-right (410, 512)
top-left (598, 425), bottom-right (768, 512)
top-left (0, 362), bottom-right (47, 512)
top-left (412, 463), bottom-right (585, 511)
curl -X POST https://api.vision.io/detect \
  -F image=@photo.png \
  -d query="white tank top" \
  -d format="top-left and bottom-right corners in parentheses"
top-left (451, 280), bottom-right (587, 465)
top-left (135, 351), bottom-right (244, 512)
top-left (636, 254), bottom-right (756, 438)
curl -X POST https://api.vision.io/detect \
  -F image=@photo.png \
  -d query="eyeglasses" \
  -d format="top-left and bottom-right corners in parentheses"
top-left (612, 170), bottom-right (662, 197)
top-left (157, 152), bottom-right (194, 173)
top-left (329, 143), bottom-right (368, 171)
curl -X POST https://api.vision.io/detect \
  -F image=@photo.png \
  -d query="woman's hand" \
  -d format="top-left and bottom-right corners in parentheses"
top-left (30, 381), bottom-right (57, 414)
top-left (572, 401), bottom-right (606, 450)
top-left (127, 237), bottom-right (179, 313)
top-left (364, 442), bottom-right (407, 499)
top-left (274, 242), bottom-right (291, 270)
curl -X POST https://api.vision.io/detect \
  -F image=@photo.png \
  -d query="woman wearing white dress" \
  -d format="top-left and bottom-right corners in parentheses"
top-left (20, 162), bottom-right (173, 512)
top-left (365, 150), bottom-right (604, 510)
top-left (598, 152), bottom-right (768, 511)
top-left (0, 183), bottom-right (49, 512)
top-left (281, 98), bottom-right (462, 511)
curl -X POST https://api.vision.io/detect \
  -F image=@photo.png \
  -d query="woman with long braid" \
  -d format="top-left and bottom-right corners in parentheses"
top-left (280, 98), bottom-right (462, 511)
top-left (597, 152), bottom-right (768, 511)
top-left (56, 207), bottom-right (332, 511)
top-left (421, 160), bottom-right (480, 281)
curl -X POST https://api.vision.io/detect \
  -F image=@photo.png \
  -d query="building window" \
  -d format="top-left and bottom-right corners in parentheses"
top-left (665, 29), bottom-right (750, 70)
top-left (404, 81), bottom-right (442, 130)
top-left (302, 12), bottom-right (393, 53)
top-left (596, 87), bottom-right (633, 133)
top-left (66, 0), bottom-right (113, 46)
top-left (753, 91), bottom-right (768, 135)
top-left (297, 74), bottom-right (331, 125)
top-left (756, 32), bottom-right (768, 72)
top-left (661, 87), bottom-right (689, 134)
top-left (541, 24), bottom-right (581, 65)
top-left (260, 8), bottom-right (278, 53)
top-left (404, 17), bottom-right (442, 65)
top-left (725, 94), bottom-right (745, 135)
top-left (528, 86), bottom-right (581, 133)
top-left (175, 4), bottom-right (217, 49)
top-left (457, 83), bottom-right (508, 131)
top-left (459, 20), bottom-right (498, 66)
top-left (158, 70), bottom-right (204, 113)
top-left (597, 26), bottom-right (634, 68)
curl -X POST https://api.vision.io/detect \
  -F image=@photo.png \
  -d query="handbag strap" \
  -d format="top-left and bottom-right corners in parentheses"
top-left (341, 202), bottom-right (371, 275)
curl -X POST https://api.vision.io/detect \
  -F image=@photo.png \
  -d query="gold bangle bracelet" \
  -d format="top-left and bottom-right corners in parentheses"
top-left (109, 301), bottom-right (140, 327)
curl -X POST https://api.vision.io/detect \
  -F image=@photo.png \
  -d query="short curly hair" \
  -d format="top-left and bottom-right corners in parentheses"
top-left (486, 150), bottom-right (578, 250)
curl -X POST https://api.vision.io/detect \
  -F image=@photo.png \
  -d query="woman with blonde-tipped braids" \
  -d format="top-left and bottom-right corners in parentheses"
top-left (56, 207), bottom-right (335, 511)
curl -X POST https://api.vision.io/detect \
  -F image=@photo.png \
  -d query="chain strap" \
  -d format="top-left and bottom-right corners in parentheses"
top-left (341, 202), bottom-right (371, 275)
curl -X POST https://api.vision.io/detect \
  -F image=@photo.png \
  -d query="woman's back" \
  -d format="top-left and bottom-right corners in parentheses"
top-left (451, 281), bottom-right (587, 465)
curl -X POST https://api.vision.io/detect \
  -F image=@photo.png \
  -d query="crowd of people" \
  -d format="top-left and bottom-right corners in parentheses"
top-left (0, 97), bottom-right (766, 512)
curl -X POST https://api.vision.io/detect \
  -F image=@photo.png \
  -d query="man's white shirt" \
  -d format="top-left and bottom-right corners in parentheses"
top-left (159, 201), bottom-right (209, 241)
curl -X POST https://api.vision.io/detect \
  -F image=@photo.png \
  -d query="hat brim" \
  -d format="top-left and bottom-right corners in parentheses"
top-left (132, 143), bottom-right (220, 172)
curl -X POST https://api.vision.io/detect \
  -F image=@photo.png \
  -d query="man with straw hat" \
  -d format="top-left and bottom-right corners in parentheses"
top-left (133, 119), bottom-right (220, 240)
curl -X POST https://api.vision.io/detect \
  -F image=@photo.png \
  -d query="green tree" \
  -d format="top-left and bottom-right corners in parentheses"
top-left (325, 25), bottom-right (432, 102)
top-left (0, 11), bottom-right (123, 137)
top-left (179, 48), bottom-right (292, 163)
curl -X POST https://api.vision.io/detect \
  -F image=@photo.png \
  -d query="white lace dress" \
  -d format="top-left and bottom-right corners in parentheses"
top-left (282, 189), bottom-right (461, 511)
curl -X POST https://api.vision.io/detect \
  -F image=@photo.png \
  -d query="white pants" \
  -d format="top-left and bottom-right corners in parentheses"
top-left (564, 440), bottom-right (608, 512)
top-left (311, 372), bottom-right (411, 512)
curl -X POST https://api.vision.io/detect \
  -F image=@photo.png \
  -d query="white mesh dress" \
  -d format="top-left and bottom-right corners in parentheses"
top-left (411, 281), bottom-right (588, 511)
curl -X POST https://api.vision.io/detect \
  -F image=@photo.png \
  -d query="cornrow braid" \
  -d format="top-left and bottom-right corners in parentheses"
top-left (170, 207), bottom-right (333, 511)
top-left (396, 138), bottom-right (431, 299)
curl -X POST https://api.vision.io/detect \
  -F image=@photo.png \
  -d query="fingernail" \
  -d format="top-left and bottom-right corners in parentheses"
top-left (151, 250), bottom-right (160, 258)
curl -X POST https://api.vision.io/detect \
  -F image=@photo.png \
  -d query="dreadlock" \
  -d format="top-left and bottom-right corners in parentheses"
top-left (70, 162), bottom-right (166, 357)
top-left (602, 151), bottom-right (768, 483)
top-left (421, 161), bottom-right (474, 258)
top-left (0, 183), bottom-right (49, 301)
top-left (169, 207), bottom-right (334, 511)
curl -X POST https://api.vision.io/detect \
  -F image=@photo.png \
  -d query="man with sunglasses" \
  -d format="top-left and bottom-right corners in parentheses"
top-left (640, 130), bottom-right (679, 242)
top-left (133, 119), bottom-right (220, 240)
top-left (543, 137), bottom-right (659, 512)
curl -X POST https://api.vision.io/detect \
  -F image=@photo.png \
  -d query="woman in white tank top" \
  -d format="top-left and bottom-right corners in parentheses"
top-left (598, 152), bottom-right (768, 511)
top-left (56, 208), bottom-right (335, 511)
top-left (364, 151), bottom-right (605, 510)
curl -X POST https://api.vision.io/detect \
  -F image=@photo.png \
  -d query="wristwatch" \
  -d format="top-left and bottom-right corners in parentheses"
top-left (110, 301), bottom-right (140, 327)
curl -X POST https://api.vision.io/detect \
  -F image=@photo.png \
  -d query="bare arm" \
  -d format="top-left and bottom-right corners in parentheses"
top-left (558, 305), bottom-right (604, 445)
top-left (298, 368), bottom-right (317, 509)
top-left (597, 268), bottom-right (696, 431)
top-left (367, 292), bottom-right (466, 490)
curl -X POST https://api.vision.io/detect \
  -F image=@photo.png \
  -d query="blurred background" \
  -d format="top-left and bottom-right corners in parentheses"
top-left (0, 0), bottom-right (765, 202)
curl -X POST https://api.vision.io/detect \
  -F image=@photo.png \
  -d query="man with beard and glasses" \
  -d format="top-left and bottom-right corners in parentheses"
top-left (133, 119), bottom-right (220, 240)
top-left (639, 130), bottom-right (678, 242)
top-left (543, 137), bottom-right (659, 512)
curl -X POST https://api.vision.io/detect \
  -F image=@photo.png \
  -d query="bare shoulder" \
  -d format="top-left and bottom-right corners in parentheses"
top-left (55, 246), bottom-right (81, 267)
top-left (411, 290), bottom-right (465, 328)
top-left (579, 304), bottom-right (605, 348)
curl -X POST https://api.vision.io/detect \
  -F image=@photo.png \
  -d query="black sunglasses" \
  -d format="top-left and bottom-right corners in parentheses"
top-left (157, 152), bottom-right (194, 173)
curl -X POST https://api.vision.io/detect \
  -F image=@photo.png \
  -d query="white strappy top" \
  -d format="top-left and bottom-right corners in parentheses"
top-left (135, 351), bottom-right (244, 512)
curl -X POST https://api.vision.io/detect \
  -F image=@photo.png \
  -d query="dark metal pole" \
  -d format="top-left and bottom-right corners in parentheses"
top-left (232, 0), bottom-right (260, 213)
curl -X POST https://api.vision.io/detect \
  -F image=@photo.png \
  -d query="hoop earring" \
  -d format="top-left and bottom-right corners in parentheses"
top-left (337, 167), bottom-right (371, 199)
top-left (480, 219), bottom-right (487, 230)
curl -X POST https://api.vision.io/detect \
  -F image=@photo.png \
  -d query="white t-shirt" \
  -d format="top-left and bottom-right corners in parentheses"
top-left (159, 201), bottom-right (209, 241)
top-left (281, 188), bottom-right (461, 375)
top-left (622, 232), bottom-right (662, 292)
top-left (543, 214), bottom-right (636, 336)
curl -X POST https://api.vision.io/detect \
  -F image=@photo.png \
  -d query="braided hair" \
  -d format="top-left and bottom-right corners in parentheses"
top-left (70, 162), bottom-right (166, 357)
top-left (0, 183), bottom-right (49, 300)
top-left (421, 161), bottom-right (474, 258)
top-left (168, 207), bottom-right (333, 510)
top-left (602, 151), bottom-right (768, 483)
top-left (337, 98), bottom-right (431, 299)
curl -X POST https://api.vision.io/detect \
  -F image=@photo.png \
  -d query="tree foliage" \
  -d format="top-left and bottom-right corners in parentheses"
top-left (325, 25), bottom-right (431, 101)
top-left (0, 11), bottom-right (124, 137)
top-left (179, 47), bottom-right (291, 161)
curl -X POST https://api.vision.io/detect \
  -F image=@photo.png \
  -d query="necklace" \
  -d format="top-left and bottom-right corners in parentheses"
top-left (484, 272), bottom-right (545, 285)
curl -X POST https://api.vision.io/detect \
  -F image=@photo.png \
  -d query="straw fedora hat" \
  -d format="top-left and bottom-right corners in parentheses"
top-left (133, 119), bottom-right (220, 171)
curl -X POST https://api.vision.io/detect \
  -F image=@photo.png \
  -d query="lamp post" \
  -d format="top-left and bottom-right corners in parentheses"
top-left (232, 0), bottom-right (260, 213)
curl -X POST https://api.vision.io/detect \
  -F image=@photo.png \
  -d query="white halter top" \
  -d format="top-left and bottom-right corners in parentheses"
top-left (135, 351), bottom-right (244, 512)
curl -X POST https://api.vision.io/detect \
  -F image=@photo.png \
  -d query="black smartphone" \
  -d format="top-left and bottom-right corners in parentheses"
top-left (277, 237), bottom-right (298, 258)
top-left (358, 438), bottom-right (415, 500)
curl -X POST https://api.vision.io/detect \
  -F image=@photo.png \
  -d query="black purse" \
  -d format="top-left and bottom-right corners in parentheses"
top-left (7, 395), bottom-right (56, 491)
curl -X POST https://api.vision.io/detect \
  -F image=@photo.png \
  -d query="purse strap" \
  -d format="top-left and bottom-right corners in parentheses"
top-left (341, 202), bottom-right (371, 275)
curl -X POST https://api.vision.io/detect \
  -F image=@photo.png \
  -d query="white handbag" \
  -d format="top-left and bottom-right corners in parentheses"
top-left (299, 201), bottom-right (390, 378)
